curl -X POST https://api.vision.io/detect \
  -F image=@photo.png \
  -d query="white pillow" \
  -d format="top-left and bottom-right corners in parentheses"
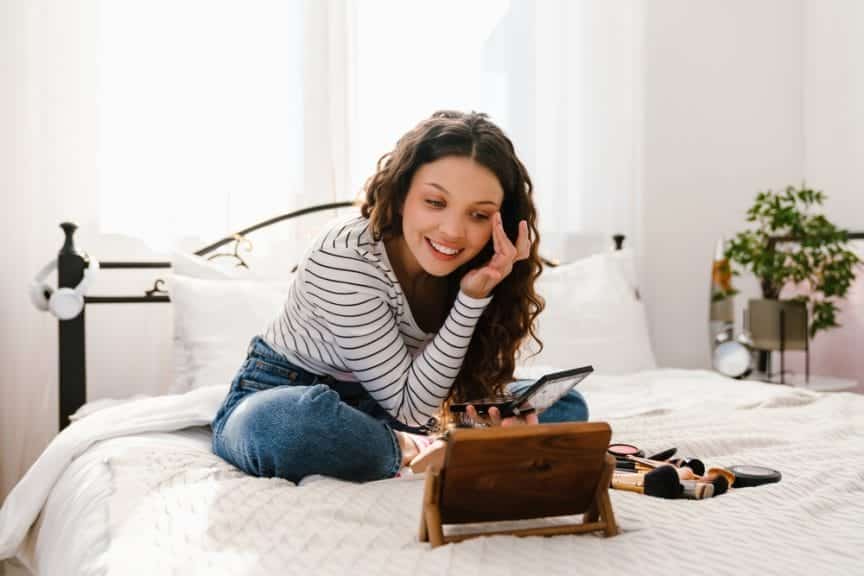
top-left (520, 252), bottom-right (656, 374)
top-left (606, 248), bottom-right (639, 299)
top-left (169, 272), bottom-right (291, 393)
top-left (539, 251), bottom-right (636, 304)
top-left (169, 246), bottom-right (654, 393)
top-left (167, 215), bottom-right (343, 393)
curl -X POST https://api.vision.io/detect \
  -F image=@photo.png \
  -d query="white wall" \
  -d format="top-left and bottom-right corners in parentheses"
top-left (640, 0), bottom-right (806, 368)
top-left (803, 0), bottom-right (864, 229)
top-left (787, 0), bottom-right (864, 382)
top-left (639, 0), bottom-right (864, 370)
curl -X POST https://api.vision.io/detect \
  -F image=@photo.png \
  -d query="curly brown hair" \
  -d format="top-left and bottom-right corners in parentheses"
top-left (360, 111), bottom-right (545, 418)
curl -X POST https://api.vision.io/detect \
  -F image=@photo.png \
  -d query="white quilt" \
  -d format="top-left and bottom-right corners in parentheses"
top-left (2, 370), bottom-right (864, 575)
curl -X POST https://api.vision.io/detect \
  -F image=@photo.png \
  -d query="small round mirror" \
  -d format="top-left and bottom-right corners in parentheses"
top-left (713, 339), bottom-right (752, 379)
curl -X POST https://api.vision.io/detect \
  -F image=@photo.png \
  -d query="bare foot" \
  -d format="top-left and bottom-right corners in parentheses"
top-left (409, 439), bottom-right (447, 473)
top-left (396, 431), bottom-right (420, 466)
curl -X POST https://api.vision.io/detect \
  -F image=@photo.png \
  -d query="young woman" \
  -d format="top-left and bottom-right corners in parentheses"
top-left (211, 111), bottom-right (589, 483)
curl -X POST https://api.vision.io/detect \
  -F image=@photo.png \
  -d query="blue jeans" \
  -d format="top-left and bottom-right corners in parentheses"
top-left (211, 336), bottom-right (589, 483)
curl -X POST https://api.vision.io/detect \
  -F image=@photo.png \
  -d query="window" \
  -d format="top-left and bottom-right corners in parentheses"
top-left (98, 0), bottom-right (304, 250)
top-left (350, 0), bottom-right (512, 195)
top-left (96, 1), bottom-right (638, 252)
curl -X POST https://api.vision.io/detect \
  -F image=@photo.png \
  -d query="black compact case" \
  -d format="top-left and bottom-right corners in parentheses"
top-left (449, 366), bottom-right (594, 419)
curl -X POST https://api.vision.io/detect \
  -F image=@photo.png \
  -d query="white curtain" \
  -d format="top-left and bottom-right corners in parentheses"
top-left (95, 0), bottom-right (641, 255)
top-left (1, 0), bottom-right (102, 507)
top-left (349, 0), bottom-right (640, 260)
top-left (531, 0), bottom-right (642, 259)
top-left (302, 0), bottom-right (353, 208)
top-left (0, 0), bottom-right (351, 504)
top-left (97, 0), bottom-right (308, 251)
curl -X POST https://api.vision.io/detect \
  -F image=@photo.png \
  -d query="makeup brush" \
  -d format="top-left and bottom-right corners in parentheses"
top-left (647, 447), bottom-right (677, 461)
top-left (702, 467), bottom-right (735, 495)
top-left (708, 474), bottom-right (729, 496)
top-left (624, 454), bottom-right (670, 468)
top-left (628, 454), bottom-right (707, 477)
top-left (680, 479), bottom-right (715, 499)
top-left (611, 465), bottom-right (682, 499)
top-left (617, 464), bottom-right (731, 499)
top-left (668, 457), bottom-right (706, 476)
top-left (669, 463), bottom-right (731, 496)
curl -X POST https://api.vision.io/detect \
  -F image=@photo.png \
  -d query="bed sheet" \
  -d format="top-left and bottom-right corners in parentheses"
top-left (19, 428), bottom-right (213, 576)
top-left (8, 370), bottom-right (864, 575)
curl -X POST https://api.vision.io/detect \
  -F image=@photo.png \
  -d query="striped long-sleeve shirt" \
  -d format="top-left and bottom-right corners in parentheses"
top-left (263, 215), bottom-right (493, 426)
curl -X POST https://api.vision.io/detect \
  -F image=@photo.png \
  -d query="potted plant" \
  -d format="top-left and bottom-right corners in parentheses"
top-left (725, 185), bottom-right (861, 375)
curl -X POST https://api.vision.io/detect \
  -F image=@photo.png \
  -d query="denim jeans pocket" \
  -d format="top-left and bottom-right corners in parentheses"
top-left (249, 357), bottom-right (301, 381)
top-left (236, 378), bottom-right (279, 393)
top-left (237, 359), bottom-right (306, 391)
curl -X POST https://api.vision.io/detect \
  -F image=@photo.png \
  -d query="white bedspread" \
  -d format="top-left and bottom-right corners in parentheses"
top-left (2, 370), bottom-right (864, 575)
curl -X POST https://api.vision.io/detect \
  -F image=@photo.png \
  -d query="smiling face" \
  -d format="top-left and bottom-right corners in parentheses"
top-left (396, 156), bottom-right (504, 278)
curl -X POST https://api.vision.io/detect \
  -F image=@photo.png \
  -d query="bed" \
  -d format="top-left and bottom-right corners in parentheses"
top-left (2, 205), bottom-right (863, 575)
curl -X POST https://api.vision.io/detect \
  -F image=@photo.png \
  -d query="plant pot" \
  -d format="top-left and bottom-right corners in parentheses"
top-left (747, 299), bottom-right (809, 376)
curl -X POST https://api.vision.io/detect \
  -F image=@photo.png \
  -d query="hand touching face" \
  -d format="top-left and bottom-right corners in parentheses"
top-left (459, 211), bottom-right (531, 299)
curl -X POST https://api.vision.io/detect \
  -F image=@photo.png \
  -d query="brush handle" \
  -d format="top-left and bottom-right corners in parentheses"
top-left (626, 455), bottom-right (668, 468)
top-left (611, 472), bottom-right (645, 493)
top-left (647, 447), bottom-right (677, 461)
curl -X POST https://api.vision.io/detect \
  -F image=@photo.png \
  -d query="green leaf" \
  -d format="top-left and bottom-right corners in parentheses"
top-left (725, 185), bottom-right (857, 337)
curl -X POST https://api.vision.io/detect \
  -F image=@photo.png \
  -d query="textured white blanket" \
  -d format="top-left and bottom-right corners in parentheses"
top-left (3, 370), bottom-right (864, 575)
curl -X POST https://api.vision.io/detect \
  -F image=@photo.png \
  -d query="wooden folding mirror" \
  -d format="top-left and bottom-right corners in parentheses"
top-left (419, 422), bottom-right (618, 547)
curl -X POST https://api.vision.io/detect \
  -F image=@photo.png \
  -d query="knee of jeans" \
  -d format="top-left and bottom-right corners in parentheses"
top-left (559, 389), bottom-right (589, 421)
top-left (217, 384), bottom-right (341, 480)
top-left (538, 389), bottom-right (590, 424)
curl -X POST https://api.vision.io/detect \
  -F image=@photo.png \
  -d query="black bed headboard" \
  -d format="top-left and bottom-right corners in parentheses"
top-left (54, 204), bottom-right (623, 430)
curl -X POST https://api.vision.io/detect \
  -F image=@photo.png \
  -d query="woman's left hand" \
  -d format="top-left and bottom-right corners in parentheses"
top-left (465, 404), bottom-right (539, 427)
top-left (460, 212), bottom-right (531, 299)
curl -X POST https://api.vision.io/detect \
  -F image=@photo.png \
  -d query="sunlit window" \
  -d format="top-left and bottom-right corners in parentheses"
top-left (95, 1), bottom-right (633, 254)
top-left (98, 0), bottom-right (304, 251)
top-left (350, 0), bottom-right (512, 194)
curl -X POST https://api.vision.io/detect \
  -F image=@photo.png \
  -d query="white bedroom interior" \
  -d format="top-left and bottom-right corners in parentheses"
top-left (2, 1), bottom-right (864, 572)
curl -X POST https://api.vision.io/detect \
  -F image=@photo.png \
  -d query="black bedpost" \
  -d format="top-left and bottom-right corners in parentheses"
top-left (58, 222), bottom-right (87, 430)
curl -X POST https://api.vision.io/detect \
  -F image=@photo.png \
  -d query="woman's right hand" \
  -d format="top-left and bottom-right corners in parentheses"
top-left (465, 404), bottom-right (539, 427)
top-left (460, 212), bottom-right (531, 299)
